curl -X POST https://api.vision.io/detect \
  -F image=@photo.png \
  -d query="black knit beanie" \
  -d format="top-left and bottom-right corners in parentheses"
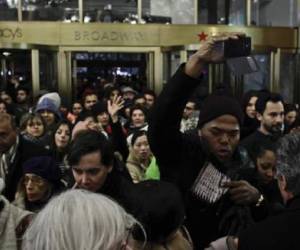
top-left (22, 156), bottom-right (61, 185)
top-left (198, 94), bottom-right (244, 128)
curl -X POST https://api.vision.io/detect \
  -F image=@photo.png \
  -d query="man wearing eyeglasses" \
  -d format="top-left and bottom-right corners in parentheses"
top-left (180, 100), bottom-right (198, 133)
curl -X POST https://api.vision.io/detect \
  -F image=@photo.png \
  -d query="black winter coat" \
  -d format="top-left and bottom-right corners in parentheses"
top-left (238, 196), bottom-right (300, 250)
top-left (97, 156), bottom-right (135, 213)
top-left (148, 66), bottom-right (258, 250)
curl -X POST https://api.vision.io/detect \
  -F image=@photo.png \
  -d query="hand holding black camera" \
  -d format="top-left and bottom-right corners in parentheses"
top-left (185, 33), bottom-right (245, 78)
top-left (216, 36), bottom-right (251, 58)
top-left (185, 33), bottom-right (254, 79)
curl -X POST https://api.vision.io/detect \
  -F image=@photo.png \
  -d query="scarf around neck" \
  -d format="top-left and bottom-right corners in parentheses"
top-left (0, 136), bottom-right (19, 181)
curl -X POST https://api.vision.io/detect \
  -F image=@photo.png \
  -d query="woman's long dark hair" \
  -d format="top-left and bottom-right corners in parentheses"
top-left (50, 120), bottom-right (72, 161)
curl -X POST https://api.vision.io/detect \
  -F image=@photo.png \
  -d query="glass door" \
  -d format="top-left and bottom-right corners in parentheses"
top-left (71, 51), bottom-right (149, 101)
top-left (278, 50), bottom-right (298, 104)
top-left (57, 46), bottom-right (162, 105)
top-left (0, 49), bottom-right (31, 94)
top-left (178, 48), bottom-right (273, 100)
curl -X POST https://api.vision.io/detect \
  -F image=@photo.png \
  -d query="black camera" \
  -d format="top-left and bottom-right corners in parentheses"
top-left (211, 36), bottom-right (258, 76)
top-left (215, 36), bottom-right (251, 58)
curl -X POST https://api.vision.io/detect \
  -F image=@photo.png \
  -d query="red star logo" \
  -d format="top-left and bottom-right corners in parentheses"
top-left (198, 32), bottom-right (208, 42)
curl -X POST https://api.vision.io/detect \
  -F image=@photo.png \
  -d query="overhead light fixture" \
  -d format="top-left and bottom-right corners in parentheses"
top-left (84, 15), bottom-right (91, 23)
top-left (70, 15), bottom-right (78, 22)
top-left (2, 52), bottom-right (11, 57)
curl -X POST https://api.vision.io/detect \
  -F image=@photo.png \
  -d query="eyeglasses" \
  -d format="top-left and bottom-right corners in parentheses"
top-left (24, 175), bottom-right (45, 186)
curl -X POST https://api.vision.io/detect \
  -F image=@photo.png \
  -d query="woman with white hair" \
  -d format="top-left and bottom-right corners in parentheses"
top-left (22, 189), bottom-right (144, 250)
top-left (0, 178), bottom-right (33, 250)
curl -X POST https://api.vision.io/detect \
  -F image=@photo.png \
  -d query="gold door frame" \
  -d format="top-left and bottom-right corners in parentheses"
top-left (0, 22), bottom-right (297, 100)
top-left (58, 46), bottom-right (163, 104)
top-left (175, 43), bottom-right (284, 95)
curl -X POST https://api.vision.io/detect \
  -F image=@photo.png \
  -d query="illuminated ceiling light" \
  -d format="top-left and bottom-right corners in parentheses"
top-left (84, 15), bottom-right (91, 23)
top-left (2, 52), bottom-right (11, 57)
top-left (70, 15), bottom-right (78, 22)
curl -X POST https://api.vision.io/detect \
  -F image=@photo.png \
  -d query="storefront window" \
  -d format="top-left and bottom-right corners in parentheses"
top-left (71, 52), bottom-right (148, 100)
top-left (0, 0), bottom-right (18, 21)
top-left (0, 49), bottom-right (31, 96)
top-left (22, 0), bottom-right (78, 21)
top-left (39, 51), bottom-right (58, 91)
top-left (280, 52), bottom-right (296, 103)
top-left (198, 0), bottom-right (246, 25)
top-left (251, 0), bottom-right (297, 27)
top-left (244, 54), bottom-right (270, 92)
top-left (146, 0), bottom-right (194, 24)
top-left (83, 0), bottom-right (137, 23)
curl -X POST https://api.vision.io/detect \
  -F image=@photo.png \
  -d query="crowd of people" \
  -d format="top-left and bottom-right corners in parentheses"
top-left (1, 34), bottom-right (300, 250)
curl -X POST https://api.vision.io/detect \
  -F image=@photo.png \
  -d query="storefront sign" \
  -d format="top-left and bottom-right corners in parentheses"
top-left (0, 27), bottom-right (22, 39)
top-left (74, 30), bottom-right (145, 42)
top-left (0, 22), bottom-right (297, 48)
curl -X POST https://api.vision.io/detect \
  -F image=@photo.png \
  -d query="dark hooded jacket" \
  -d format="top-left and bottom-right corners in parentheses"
top-left (148, 66), bottom-right (258, 250)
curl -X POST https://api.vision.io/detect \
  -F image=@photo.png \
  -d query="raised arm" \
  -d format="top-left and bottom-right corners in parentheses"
top-left (148, 65), bottom-right (203, 168)
top-left (107, 95), bottom-right (129, 161)
top-left (148, 33), bottom-right (240, 169)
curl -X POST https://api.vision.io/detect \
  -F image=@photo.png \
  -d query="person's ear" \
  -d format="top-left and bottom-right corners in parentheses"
top-left (107, 165), bottom-right (113, 173)
top-left (256, 112), bottom-right (263, 122)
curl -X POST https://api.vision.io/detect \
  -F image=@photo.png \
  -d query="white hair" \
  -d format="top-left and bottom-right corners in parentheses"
top-left (276, 133), bottom-right (300, 196)
top-left (22, 189), bottom-right (141, 250)
top-left (0, 178), bottom-right (4, 193)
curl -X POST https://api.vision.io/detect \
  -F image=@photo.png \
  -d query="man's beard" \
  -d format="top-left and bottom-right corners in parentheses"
top-left (17, 99), bottom-right (26, 104)
top-left (264, 123), bottom-right (283, 136)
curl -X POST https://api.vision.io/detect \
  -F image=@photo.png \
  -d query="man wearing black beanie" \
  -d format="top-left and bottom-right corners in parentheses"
top-left (148, 34), bottom-right (264, 250)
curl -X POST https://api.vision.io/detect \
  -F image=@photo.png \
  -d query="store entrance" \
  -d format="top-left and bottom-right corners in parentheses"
top-left (57, 46), bottom-right (162, 104)
top-left (0, 49), bottom-right (31, 91)
top-left (71, 51), bottom-right (148, 101)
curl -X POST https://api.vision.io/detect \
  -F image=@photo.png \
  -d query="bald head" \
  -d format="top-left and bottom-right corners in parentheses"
top-left (0, 113), bottom-right (17, 153)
